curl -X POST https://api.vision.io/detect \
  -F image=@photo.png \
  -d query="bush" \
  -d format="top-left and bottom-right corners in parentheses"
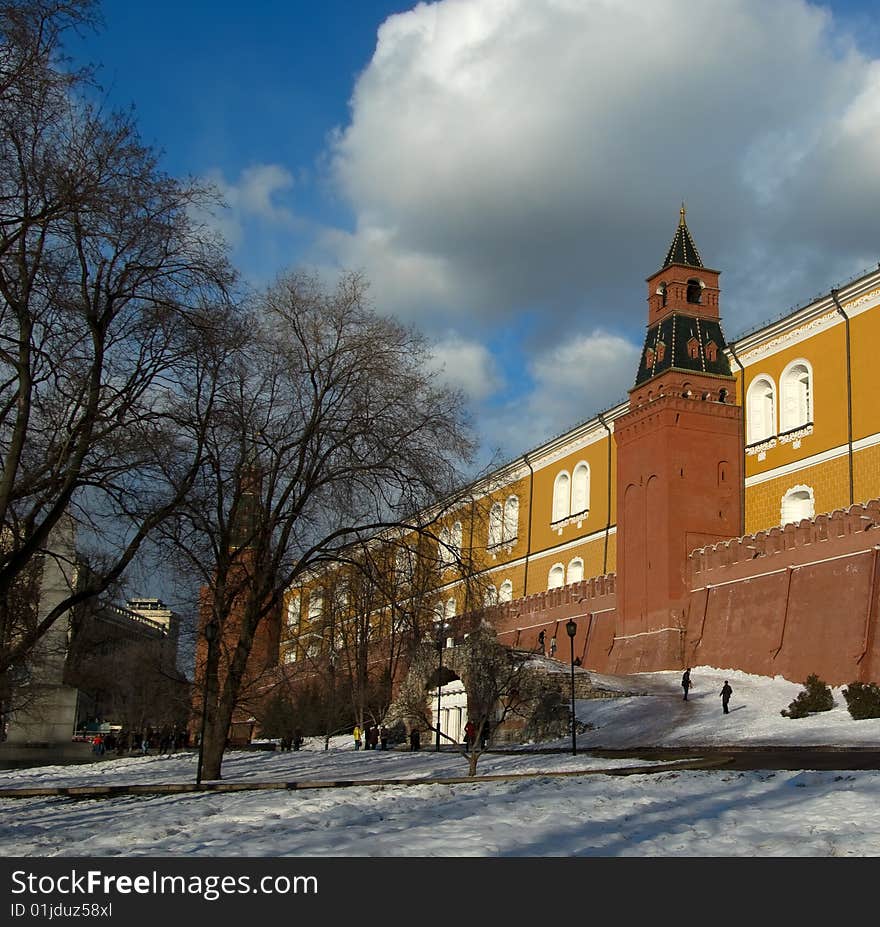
top-left (842, 681), bottom-right (880, 720)
top-left (781, 674), bottom-right (834, 718)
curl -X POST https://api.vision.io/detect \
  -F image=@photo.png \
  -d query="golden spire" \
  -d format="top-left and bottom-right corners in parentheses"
top-left (680, 203), bottom-right (686, 226)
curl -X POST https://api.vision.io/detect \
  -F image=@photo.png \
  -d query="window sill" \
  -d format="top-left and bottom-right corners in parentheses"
top-left (550, 511), bottom-right (589, 533)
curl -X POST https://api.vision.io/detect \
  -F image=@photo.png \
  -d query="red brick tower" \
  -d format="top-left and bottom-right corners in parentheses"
top-left (614, 208), bottom-right (742, 660)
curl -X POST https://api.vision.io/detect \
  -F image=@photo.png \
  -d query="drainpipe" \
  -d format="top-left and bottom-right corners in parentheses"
top-left (597, 412), bottom-right (613, 575)
top-left (522, 453), bottom-right (535, 596)
top-left (830, 289), bottom-right (855, 507)
top-left (727, 342), bottom-right (748, 536)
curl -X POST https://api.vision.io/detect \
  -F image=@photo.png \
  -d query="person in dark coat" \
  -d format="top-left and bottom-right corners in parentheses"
top-left (720, 680), bottom-right (733, 714)
top-left (409, 728), bottom-right (421, 751)
top-left (681, 668), bottom-right (692, 701)
top-left (537, 629), bottom-right (545, 654)
top-left (379, 725), bottom-right (389, 750)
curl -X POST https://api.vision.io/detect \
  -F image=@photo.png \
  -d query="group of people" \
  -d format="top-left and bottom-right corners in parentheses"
top-left (279, 730), bottom-right (304, 751)
top-left (352, 723), bottom-right (390, 751)
top-left (536, 629), bottom-right (559, 658)
top-left (681, 669), bottom-right (734, 713)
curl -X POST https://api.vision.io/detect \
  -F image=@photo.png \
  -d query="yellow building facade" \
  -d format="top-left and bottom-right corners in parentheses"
top-left (282, 248), bottom-right (880, 664)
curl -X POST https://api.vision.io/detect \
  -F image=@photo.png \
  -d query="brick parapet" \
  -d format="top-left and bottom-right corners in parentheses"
top-left (688, 499), bottom-right (880, 587)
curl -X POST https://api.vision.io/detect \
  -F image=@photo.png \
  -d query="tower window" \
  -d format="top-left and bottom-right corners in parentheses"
top-left (687, 278), bottom-right (703, 304)
top-left (687, 336), bottom-right (700, 360)
top-left (705, 340), bottom-right (718, 362)
top-left (657, 282), bottom-right (667, 308)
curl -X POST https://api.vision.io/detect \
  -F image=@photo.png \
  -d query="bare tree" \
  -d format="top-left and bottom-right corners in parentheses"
top-left (0, 1), bottom-right (235, 702)
top-left (170, 271), bottom-right (474, 780)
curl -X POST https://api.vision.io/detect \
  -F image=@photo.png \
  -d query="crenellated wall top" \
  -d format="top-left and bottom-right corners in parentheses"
top-left (688, 499), bottom-right (880, 583)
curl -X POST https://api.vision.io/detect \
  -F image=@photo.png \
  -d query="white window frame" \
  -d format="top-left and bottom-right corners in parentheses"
top-left (488, 502), bottom-right (503, 548)
top-left (571, 462), bottom-right (590, 517)
top-left (781, 485), bottom-right (815, 526)
top-left (567, 557), bottom-right (584, 585)
top-left (548, 563), bottom-right (565, 590)
top-left (552, 471), bottom-right (571, 523)
top-left (503, 495), bottom-right (519, 543)
top-left (779, 359), bottom-right (813, 433)
top-left (746, 375), bottom-right (777, 444)
top-left (498, 579), bottom-right (513, 603)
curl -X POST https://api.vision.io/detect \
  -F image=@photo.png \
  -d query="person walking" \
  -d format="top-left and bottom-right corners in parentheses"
top-left (549, 635), bottom-right (557, 658)
top-left (537, 629), bottom-right (546, 655)
top-left (464, 719), bottom-right (475, 750)
top-left (409, 728), bottom-right (421, 751)
top-left (681, 668), bottom-right (692, 701)
top-left (379, 725), bottom-right (389, 750)
top-left (720, 680), bottom-right (733, 714)
top-left (353, 724), bottom-right (362, 750)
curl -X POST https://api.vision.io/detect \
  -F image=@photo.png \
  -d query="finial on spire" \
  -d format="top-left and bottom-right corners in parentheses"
top-left (662, 203), bottom-right (703, 269)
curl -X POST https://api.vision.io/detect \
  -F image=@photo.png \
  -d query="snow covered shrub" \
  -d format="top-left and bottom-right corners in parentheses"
top-left (842, 682), bottom-right (880, 720)
top-left (781, 674), bottom-right (834, 718)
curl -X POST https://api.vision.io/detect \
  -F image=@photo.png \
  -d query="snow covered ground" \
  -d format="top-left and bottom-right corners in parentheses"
top-left (3, 666), bottom-right (880, 857)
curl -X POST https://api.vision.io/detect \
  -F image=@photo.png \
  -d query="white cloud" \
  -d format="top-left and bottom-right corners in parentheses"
top-left (428, 331), bottom-right (504, 402)
top-left (485, 330), bottom-right (640, 457)
top-left (327, 0), bottom-right (880, 340)
top-left (201, 163), bottom-right (296, 248)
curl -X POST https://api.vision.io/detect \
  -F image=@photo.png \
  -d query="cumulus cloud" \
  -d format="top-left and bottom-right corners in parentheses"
top-left (428, 331), bottom-right (505, 402)
top-left (328, 0), bottom-right (880, 341)
top-left (484, 330), bottom-right (641, 457)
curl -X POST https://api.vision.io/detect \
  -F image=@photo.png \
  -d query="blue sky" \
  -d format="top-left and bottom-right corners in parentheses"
top-left (68, 1), bottom-right (880, 462)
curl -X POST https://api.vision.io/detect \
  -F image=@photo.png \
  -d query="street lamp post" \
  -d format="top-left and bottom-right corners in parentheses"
top-left (196, 618), bottom-right (219, 786)
top-left (566, 619), bottom-right (577, 756)
top-left (435, 635), bottom-right (444, 752)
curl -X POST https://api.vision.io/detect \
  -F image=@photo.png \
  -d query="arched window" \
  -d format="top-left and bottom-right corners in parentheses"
top-left (781, 486), bottom-right (814, 525)
top-left (567, 558), bottom-right (584, 584)
top-left (286, 595), bottom-right (301, 631)
top-left (451, 521), bottom-right (462, 557)
top-left (498, 579), bottom-right (513, 603)
top-left (552, 471), bottom-right (570, 523)
top-left (656, 282), bottom-right (667, 307)
top-left (483, 585), bottom-right (498, 607)
top-left (780, 360), bottom-right (813, 432)
top-left (395, 545), bottom-right (412, 580)
top-left (503, 496), bottom-right (519, 542)
top-left (444, 598), bottom-right (456, 620)
top-left (548, 563), bottom-right (565, 590)
top-left (687, 278), bottom-right (702, 304)
top-left (746, 375), bottom-right (776, 443)
top-left (571, 462), bottom-right (590, 516)
top-left (488, 502), bottom-right (503, 548)
top-left (438, 526), bottom-right (452, 568)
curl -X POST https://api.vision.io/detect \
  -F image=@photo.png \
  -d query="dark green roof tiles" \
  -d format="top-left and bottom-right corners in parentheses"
top-left (635, 314), bottom-right (732, 385)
